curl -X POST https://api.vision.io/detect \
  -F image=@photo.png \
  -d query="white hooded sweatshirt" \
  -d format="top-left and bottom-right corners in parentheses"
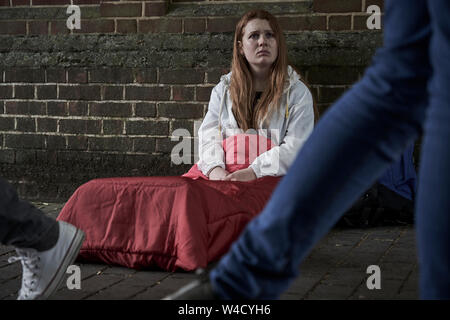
top-left (197, 65), bottom-right (315, 178)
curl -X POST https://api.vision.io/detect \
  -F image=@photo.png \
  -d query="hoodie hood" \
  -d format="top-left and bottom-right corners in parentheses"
top-left (219, 65), bottom-right (300, 93)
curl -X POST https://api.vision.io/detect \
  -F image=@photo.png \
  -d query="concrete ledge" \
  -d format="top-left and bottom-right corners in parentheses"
top-left (0, 31), bottom-right (381, 68)
top-left (167, 1), bottom-right (313, 17)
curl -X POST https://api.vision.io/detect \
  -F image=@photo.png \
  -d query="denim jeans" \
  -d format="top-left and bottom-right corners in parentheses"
top-left (0, 177), bottom-right (59, 251)
top-left (210, 0), bottom-right (450, 299)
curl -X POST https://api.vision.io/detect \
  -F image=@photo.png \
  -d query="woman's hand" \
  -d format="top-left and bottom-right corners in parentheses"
top-left (223, 168), bottom-right (257, 182)
top-left (208, 167), bottom-right (230, 180)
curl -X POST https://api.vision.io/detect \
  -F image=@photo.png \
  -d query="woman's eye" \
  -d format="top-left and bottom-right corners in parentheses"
top-left (266, 32), bottom-right (274, 38)
top-left (250, 33), bottom-right (259, 40)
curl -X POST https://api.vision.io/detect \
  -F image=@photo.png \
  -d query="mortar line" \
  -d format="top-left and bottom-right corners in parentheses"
top-left (302, 230), bottom-right (372, 299)
top-left (346, 226), bottom-right (408, 299)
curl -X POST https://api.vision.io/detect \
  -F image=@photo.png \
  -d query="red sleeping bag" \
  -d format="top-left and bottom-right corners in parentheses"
top-left (57, 134), bottom-right (281, 271)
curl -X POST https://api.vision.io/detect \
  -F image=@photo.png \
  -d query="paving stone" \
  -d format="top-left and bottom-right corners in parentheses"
top-left (320, 267), bottom-right (367, 287)
top-left (350, 279), bottom-right (404, 300)
top-left (0, 203), bottom-right (419, 300)
top-left (87, 271), bottom-right (169, 300)
top-left (131, 274), bottom-right (196, 300)
top-left (0, 245), bottom-right (14, 256)
top-left (0, 277), bottom-right (20, 300)
top-left (52, 273), bottom-right (125, 300)
top-left (281, 276), bottom-right (320, 299)
top-left (0, 249), bottom-right (15, 266)
top-left (306, 284), bottom-right (355, 300)
top-left (0, 263), bottom-right (22, 283)
top-left (377, 262), bottom-right (415, 280)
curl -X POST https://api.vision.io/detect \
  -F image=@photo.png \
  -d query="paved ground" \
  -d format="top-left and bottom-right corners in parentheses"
top-left (0, 202), bottom-right (418, 300)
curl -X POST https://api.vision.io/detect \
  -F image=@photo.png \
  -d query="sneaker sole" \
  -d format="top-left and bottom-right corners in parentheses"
top-left (37, 228), bottom-right (85, 300)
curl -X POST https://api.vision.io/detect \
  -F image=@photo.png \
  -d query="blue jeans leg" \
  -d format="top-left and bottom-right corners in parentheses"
top-left (210, 0), bottom-right (434, 299)
top-left (415, 0), bottom-right (450, 300)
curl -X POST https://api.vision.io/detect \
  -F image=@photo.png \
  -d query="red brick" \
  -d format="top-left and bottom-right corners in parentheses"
top-left (172, 86), bottom-right (194, 101)
top-left (89, 102), bottom-right (132, 117)
top-left (73, 0), bottom-right (101, 4)
top-left (58, 85), bottom-right (101, 100)
top-left (50, 21), bottom-right (70, 35)
top-left (88, 137), bottom-right (131, 152)
top-left (133, 68), bottom-right (157, 83)
top-left (36, 85), bottom-right (57, 99)
top-left (103, 120), bottom-right (123, 135)
top-left (133, 137), bottom-right (156, 153)
top-left (102, 86), bottom-right (124, 100)
top-left (37, 118), bottom-right (57, 132)
top-left (60, 119), bottom-right (101, 134)
top-left (5, 101), bottom-right (46, 115)
top-left (5, 134), bottom-right (45, 149)
top-left (159, 69), bottom-right (204, 84)
top-left (308, 66), bottom-right (360, 85)
top-left (5, 68), bottom-right (45, 83)
top-left (14, 85), bottom-right (34, 99)
top-left (16, 118), bottom-right (36, 132)
top-left (67, 68), bottom-right (88, 83)
top-left (206, 17), bottom-right (240, 33)
top-left (170, 119), bottom-right (194, 135)
top-left (68, 101), bottom-right (88, 116)
top-left (365, 0), bottom-right (384, 11)
top-left (126, 120), bottom-right (168, 135)
top-left (206, 68), bottom-right (229, 84)
top-left (354, 14), bottom-right (384, 30)
top-left (90, 67), bottom-right (134, 83)
top-left (158, 103), bottom-right (203, 119)
top-left (67, 136), bottom-right (88, 151)
top-left (117, 19), bottom-right (137, 33)
top-left (0, 117), bottom-right (15, 131)
top-left (0, 21), bottom-right (27, 35)
top-left (313, 0), bottom-right (362, 13)
top-left (0, 0), bottom-right (11, 6)
top-left (329, 15), bottom-right (352, 31)
top-left (12, 0), bottom-right (29, 6)
top-left (184, 18), bottom-right (206, 33)
top-left (139, 18), bottom-right (182, 33)
top-left (29, 21), bottom-right (48, 35)
top-left (145, 1), bottom-right (168, 17)
top-left (279, 16), bottom-right (327, 31)
top-left (0, 85), bottom-right (13, 99)
top-left (100, 3), bottom-right (142, 17)
top-left (47, 101), bottom-right (67, 116)
top-left (135, 103), bottom-right (156, 117)
top-left (46, 135), bottom-right (66, 150)
top-left (32, 0), bottom-right (70, 5)
top-left (74, 20), bottom-right (115, 34)
top-left (46, 68), bottom-right (66, 83)
top-left (196, 86), bottom-right (213, 102)
top-left (125, 86), bottom-right (170, 101)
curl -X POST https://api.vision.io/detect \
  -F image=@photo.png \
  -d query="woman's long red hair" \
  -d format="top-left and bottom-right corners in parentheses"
top-left (230, 10), bottom-right (289, 132)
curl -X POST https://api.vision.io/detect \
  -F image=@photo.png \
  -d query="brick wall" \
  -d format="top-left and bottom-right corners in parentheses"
top-left (0, 0), bottom-right (384, 201)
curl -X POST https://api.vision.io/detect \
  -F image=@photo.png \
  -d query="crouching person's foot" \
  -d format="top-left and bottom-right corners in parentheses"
top-left (163, 269), bottom-right (220, 300)
top-left (8, 221), bottom-right (85, 300)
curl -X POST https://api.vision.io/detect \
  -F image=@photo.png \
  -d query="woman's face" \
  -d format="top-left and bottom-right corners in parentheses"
top-left (239, 18), bottom-right (278, 73)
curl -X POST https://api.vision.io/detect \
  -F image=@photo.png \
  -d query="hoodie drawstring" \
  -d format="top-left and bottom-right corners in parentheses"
top-left (285, 87), bottom-right (290, 120)
top-left (218, 86), bottom-right (227, 135)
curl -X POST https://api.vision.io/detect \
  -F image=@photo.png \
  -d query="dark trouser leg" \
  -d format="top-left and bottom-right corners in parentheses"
top-left (0, 177), bottom-right (59, 251)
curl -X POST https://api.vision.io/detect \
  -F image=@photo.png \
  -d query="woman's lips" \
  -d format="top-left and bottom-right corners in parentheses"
top-left (257, 51), bottom-right (270, 56)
